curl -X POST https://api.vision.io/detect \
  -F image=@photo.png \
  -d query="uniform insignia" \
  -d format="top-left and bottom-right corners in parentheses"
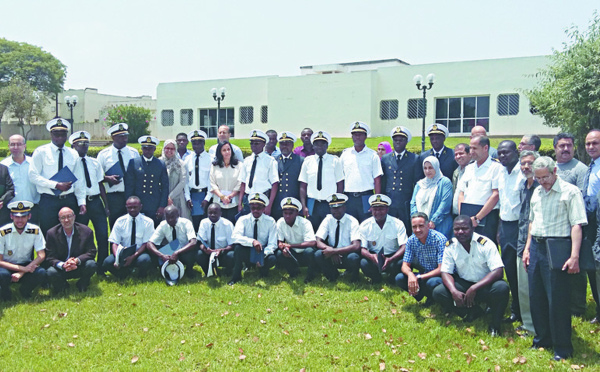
top-left (17, 202), bottom-right (24, 210)
top-left (252, 130), bottom-right (258, 137)
top-left (477, 236), bottom-right (487, 245)
top-left (145, 137), bottom-right (152, 143)
top-left (282, 133), bottom-right (288, 138)
top-left (79, 132), bottom-right (86, 139)
top-left (372, 241), bottom-right (376, 246)
top-left (119, 124), bottom-right (124, 131)
top-left (376, 195), bottom-right (382, 202)
top-left (25, 228), bottom-right (39, 234)
top-left (252, 194), bottom-right (261, 200)
top-left (445, 240), bottom-right (450, 247)
top-left (286, 198), bottom-right (292, 205)
top-left (7, 250), bottom-right (13, 256)
top-left (194, 131), bottom-right (199, 136)
top-left (432, 124), bottom-right (438, 131)
top-left (331, 194), bottom-right (338, 202)
top-left (0, 228), bottom-right (12, 236)
top-left (354, 122), bottom-right (360, 129)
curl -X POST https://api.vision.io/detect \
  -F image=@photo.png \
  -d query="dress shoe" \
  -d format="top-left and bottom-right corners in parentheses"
top-left (590, 317), bottom-right (599, 324)
top-left (227, 280), bottom-right (237, 286)
top-left (504, 313), bottom-right (522, 323)
top-left (488, 327), bottom-right (500, 337)
top-left (552, 353), bottom-right (569, 361)
top-left (463, 307), bottom-right (484, 323)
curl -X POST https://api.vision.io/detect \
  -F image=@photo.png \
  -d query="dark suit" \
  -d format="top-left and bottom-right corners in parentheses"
top-left (45, 222), bottom-right (98, 292)
top-left (272, 154), bottom-right (304, 221)
top-left (380, 151), bottom-right (419, 233)
top-left (0, 163), bottom-right (15, 226)
top-left (418, 146), bottom-right (458, 180)
top-left (125, 157), bottom-right (169, 226)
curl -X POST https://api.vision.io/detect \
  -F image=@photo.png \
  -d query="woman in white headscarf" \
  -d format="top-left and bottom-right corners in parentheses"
top-left (160, 139), bottom-right (191, 220)
top-left (410, 155), bottom-right (453, 239)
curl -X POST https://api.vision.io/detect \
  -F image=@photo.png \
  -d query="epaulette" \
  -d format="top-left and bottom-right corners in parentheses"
top-left (492, 158), bottom-right (500, 162)
top-left (445, 240), bottom-right (451, 247)
top-left (25, 228), bottom-right (39, 235)
top-left (0, 228), bottom-right (12, 236)
top-left (477, 236), bottom-right (487, 245)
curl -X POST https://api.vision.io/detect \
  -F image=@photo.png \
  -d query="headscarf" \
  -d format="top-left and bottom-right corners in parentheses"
top-left (415, 156), bottom-right (442, 217)
top-left (160, 139), bottom-right (182, 175)
top-left (378, 141), bottom-right (392, 155)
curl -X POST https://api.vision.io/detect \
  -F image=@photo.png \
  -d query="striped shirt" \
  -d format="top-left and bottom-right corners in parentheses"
top-left (403, 229), bottom-right (447, 273)
top-left (529, 177), bottom-right (587, 237)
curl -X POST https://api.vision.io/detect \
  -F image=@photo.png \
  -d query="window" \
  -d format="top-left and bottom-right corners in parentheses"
top-left (407, 98), bottom-right (426, 119)
top-left (497, 94), bottom-right (519, 116)
top-left (435, 96), bottom-right (490, 134)
top-left (240, 106), bottom-right (254, 124)
top-left (261, 105), bottom-right (268, 123)
top-left (161, 110), bottom-right (174, 126)
top-left (180, 109), bottom-right (193, 126)
top-left (380, 100), bottom-right (398, 120)
top-left (199, 108), bottom-right (234, 138)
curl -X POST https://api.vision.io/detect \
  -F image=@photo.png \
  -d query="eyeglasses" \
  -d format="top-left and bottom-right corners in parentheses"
top-left (534, 175), bottom-right (553, 182)
top-left (59, 215), bottom-right (75, 221)
top-left (9, 143), bottom-right (25, 148)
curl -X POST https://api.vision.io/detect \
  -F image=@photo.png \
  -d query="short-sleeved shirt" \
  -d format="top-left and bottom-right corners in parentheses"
top-left (458, 156), bottom-right (503, 208)
top-left (197, 217), bottom-right (234, 249)
top-left (232, 213), bottom-right (278, 255)
top-left (529, 177), bottom-right (587, 237)
top-left (276, 217), bottom-right (315, 253)
top-left (150, 217), bottom-right (196, 247)
top-left (315, 213), bottom-right (360, 248)
top-left (359, 215), bottom-right (408, 255)
top-left (96, 145), bottom-right (140, 193)
top-left (340, 146), bottom-right (383, 193)
top-left (441, 233), bottom-right (504, 283)
top-left (109, 213), bottom-right (155, 249)
top-left (298, 154), bottom-right (344, 200)
top-left (498, 165), bottom-right (524, 221)
top-left (556, 158), bottom-right (588, 192)
top-left (403, 229), bottom-right (447, 273)
top-left (238, 152), bottom-right (279, 194)
top-left (0, 223), bottom-right (45, 264)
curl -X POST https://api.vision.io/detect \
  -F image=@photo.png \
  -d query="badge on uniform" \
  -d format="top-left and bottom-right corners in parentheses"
top-left (7, 250), bottom-right (13, 256)
top-left (372, 241), bottom-right (376, 246)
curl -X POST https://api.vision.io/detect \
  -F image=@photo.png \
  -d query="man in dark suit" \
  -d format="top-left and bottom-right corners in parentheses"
top-left (381, 126), bottom-right (419, 234)
top-left (272, 131), bottom-right (304, 221)
top-left (125, 136), bottom-right (169, 226)
top-left (418, 124), bottom-right (457, 180)
top-left (45, 207), bottom-right (97, 293)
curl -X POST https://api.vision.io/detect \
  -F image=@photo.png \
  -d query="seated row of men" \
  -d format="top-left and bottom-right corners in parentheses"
top-left (0, 193), bottom-right (509, 337)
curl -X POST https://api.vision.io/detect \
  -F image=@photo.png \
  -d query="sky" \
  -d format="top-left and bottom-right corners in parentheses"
top-left (1, 0), bottom-right (598, 98)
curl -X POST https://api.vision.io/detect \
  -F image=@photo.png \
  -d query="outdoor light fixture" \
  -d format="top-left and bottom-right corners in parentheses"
top-left (64, 95), bottom-right (78, 135)
top-left (413, 74), bottom-right (435, 152)
top-left (211, 87), bottom-right (226, 127)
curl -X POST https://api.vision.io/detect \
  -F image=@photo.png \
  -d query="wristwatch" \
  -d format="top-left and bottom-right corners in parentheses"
top-left (416, 274), bottom-right (422, 280)
top-left (474, 216), bottom-right (481, 224)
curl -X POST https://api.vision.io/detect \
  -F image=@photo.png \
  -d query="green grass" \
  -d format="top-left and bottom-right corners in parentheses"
top-left (1, 271), bottom-right (599, 370)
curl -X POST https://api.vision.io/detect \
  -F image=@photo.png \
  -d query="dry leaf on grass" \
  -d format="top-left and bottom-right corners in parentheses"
top-left (239, 355), bottom-right (246, 360)
top-left (365, 334), bottom-right (372, 340)
top-left (379, 361), bottom-right (386, 370)
top-left (131, 356), bottom-right (139, 364)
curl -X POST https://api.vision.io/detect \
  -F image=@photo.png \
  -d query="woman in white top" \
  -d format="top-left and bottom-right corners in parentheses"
top-left (209, 141), bottom-right (241, 223)
top-left (160, 139), bottom-right (191, 220)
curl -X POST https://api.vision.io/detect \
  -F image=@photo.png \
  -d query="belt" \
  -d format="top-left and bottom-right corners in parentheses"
top-left (533, 236), bottom-right (565, 243)
top-left (44, 193), bottom-right (73, 200)
top-left (345, 191), bottom-right (372, 198)
top-left (190, 188), bottom-right (208, 193)
top-left (87, 194), bottom-right (101, 202)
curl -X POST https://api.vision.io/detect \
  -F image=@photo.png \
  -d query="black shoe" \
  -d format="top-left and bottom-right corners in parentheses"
top-left (553, 353), bottom-right (569, 361)
top-left (504, 313), bottom-right (522, 323)
top-left (591, 317), bottom-right (599, 324)
top-left (463, 307), bottom-right (484, 323)
top-left (488, 327), bottom-right (500, 337)
top-left (227, 280), bottom-right (238, 286)
top-left (423, 297), bottom-right (434, 307)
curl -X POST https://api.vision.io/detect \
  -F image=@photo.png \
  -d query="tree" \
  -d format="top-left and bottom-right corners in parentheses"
top-left (104, 105), bottom-right (153, 143)
top-left (526, 12), bottom-right (600, 159)
top-left (0, 79), bottom-right (48, 140)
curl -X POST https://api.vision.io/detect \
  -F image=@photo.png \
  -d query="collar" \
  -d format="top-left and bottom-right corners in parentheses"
top-left (432, 146), bottom-right (445, 156)
top-left (394, 150), bottom-right (406, 158)
top-left (3, 155), bottom-right (29, 166)
top-left (50, 143), bottom-right (64, 152)
top-left (143, 156), bottom-right (153, 162)
top-left (63, 228), bottom-right (74, 239)
top-left (475, 155), bottom-right (492, 169)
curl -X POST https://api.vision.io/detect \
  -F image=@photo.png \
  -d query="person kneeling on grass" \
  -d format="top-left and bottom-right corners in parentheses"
top-left (395, 212), bottom-right (446, 305)
top-left (228, 193), bottom-right (277, 285)
top-left (197, 203), bottom-right (235, 277)
top-left (275, 197), bottom-right (317, 283)
top-left (432, 215), bottom-right (509, 337)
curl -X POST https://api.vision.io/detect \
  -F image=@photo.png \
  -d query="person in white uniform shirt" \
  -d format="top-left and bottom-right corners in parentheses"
top-left (0, 201), bottom-right (46, 300)
top-left (340, 121), bottom-right (383, 222)
top-left (102, 196), bottom-right (154, 279)
top-left (228, 193), bottom-right (277, 285)
top-left (197, 204), bottom-right (235, 276)
top-left (183, 130), bottom-right (212, 230)
top-left (359, 194), bottom-right (407, 284)
top-left (314, 194), bottom-right (361, 282)
top-left (275, 197), bottom-right (317, 283)
top-left (96, 123), bottom-right (140, 228)
top-left (29, 118), bottom-right (86, 236)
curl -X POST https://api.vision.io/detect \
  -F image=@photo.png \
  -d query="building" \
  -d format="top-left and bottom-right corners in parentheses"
top-left (153, 56), bottom-right (553, 140)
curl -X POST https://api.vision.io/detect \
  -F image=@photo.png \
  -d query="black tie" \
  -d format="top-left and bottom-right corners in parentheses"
top-left (58, 148), bottom-right (63, 170)
top-left (253, 218), bottom-right (259, 240)
top-left (210, 223), bottom-right (216, 249)
top-left (130, 217), bottom-right (136, 247)
top-left (283, 157), bottom-right (287, 165)
top-left (195, 155), bottom-right (200, 186)
top-left (397, 154), bottom-right (402, 162)
top-left (317, 156), bottom-right (323, 191)
top-left (435, 152), bottom-right (440, 159)
top-left (118, 149), bottom-right (125, 174)
top-left (248, 155), bottom-right (258, 189)
top-left (172, 226), bottom-right (177, 242)
top-left (334, 220), bottom-right (340, 248)
top-left (82, 158), bottom-right (92, 188)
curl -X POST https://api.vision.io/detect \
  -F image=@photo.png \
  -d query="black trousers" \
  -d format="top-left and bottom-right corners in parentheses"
top-left (39, 193), bottom-right (79, 236)
top-left (106, 192), bottom-right (126, 229)
top-left (344, 192), bottom-right (371, 223)
top-left (46, 260), bottom-right (97, 291)
top-left (0, 266), bottom-right (46, 299)
top-left (197, 250), bottom-right (235, 275)
top-left (307, 200), bottom-right (330, 232)
top-left (275, 247), bottom-right (317, 278)
top-left (314, 250), bottom-right (361, 282)
top-left (360, 253), bottom-right (402, 284)
top-left (76, 196), bottom-right (109, 269)
top-left (474, 209), bottom-right (499, 245)
top-left (230, 244), bottom-right (276, 282)
top-left (499, 219), bottom-right (520, 317)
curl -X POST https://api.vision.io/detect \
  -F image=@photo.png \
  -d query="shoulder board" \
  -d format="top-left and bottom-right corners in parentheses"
top-left (477, 236), bottom-right (487, 245)
top-left (492, 158), bottom-right (501, 162)
top-left (445, 240), bottom-right (450, 247)
top-left (0, 228), bottom-right (12, 236)
top-left (25, 228), bottom-right (39, 234)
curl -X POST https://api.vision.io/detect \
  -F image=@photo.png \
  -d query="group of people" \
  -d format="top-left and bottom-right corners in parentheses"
top-left (0, 116), bottom-right (597, 361)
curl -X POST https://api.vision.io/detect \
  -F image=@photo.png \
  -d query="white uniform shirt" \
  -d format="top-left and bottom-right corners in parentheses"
top-left (458, 156), bottom-right (503, 208)
top-left (238, 152), bottom-right (279, 194)
top-left (149, 217), bottom-right (196, 247)
top-left (109, 213), bottom-right (155, 249)
top-left (232, 213), bottom-right (278, 255)
top-left (0, 223), bottom-right (45, 264)
top-left (1, 156), bottom-right (40, 204)
top-left (96, 145), bottom-right (140, 193)
top-left (441, 233), bottom-right (504, 283)
top-left (298, 154), bottom-right (344, 200)
top-left (183, 151), bottom-right (212, 201)
top-left (276, 216), bottom-right (315, 253)
top-left (359, 215), bottom-right (408, 255)
top-left (209, 143), bottom-right (244, 163)
top-left (498, 165), bottom-right (524, 221)
top-left (177, 150), bottom-right (193, 161)
top-left (29, 143), bottom-right (86, 205)
top-left (316, 213), bottom-right (361, 248)
top-left (78, 156), bottom-right (105, 196)
top-left (340, 146), bottom-right (383, 192)
top-left (197, 217), bottom-right (235, 249)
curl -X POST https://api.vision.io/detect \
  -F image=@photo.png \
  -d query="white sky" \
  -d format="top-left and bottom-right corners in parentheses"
top-left (2, 0), bottom-right (597, 98)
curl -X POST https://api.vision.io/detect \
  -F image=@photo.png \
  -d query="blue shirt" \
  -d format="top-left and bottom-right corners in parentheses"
top-left (1, 155), bottom-right (40, 204)
top-left (403, 229), bottom-right (447, 273)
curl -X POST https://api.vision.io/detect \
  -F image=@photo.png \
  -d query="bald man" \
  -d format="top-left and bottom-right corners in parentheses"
top-left (470, 126), bottom-right (497, 159)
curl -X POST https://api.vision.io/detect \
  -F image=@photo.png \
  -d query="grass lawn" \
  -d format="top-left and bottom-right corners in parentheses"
top-left (1, 270), bottom-right (599, 371)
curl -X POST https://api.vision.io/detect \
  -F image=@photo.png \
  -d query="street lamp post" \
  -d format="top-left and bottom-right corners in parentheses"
top-left (64, 95), bottom-right (78, 135)
top-left (413, 74), bottom-right (435, 152)
top-left (211, 87), bottom-right (226, 129)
